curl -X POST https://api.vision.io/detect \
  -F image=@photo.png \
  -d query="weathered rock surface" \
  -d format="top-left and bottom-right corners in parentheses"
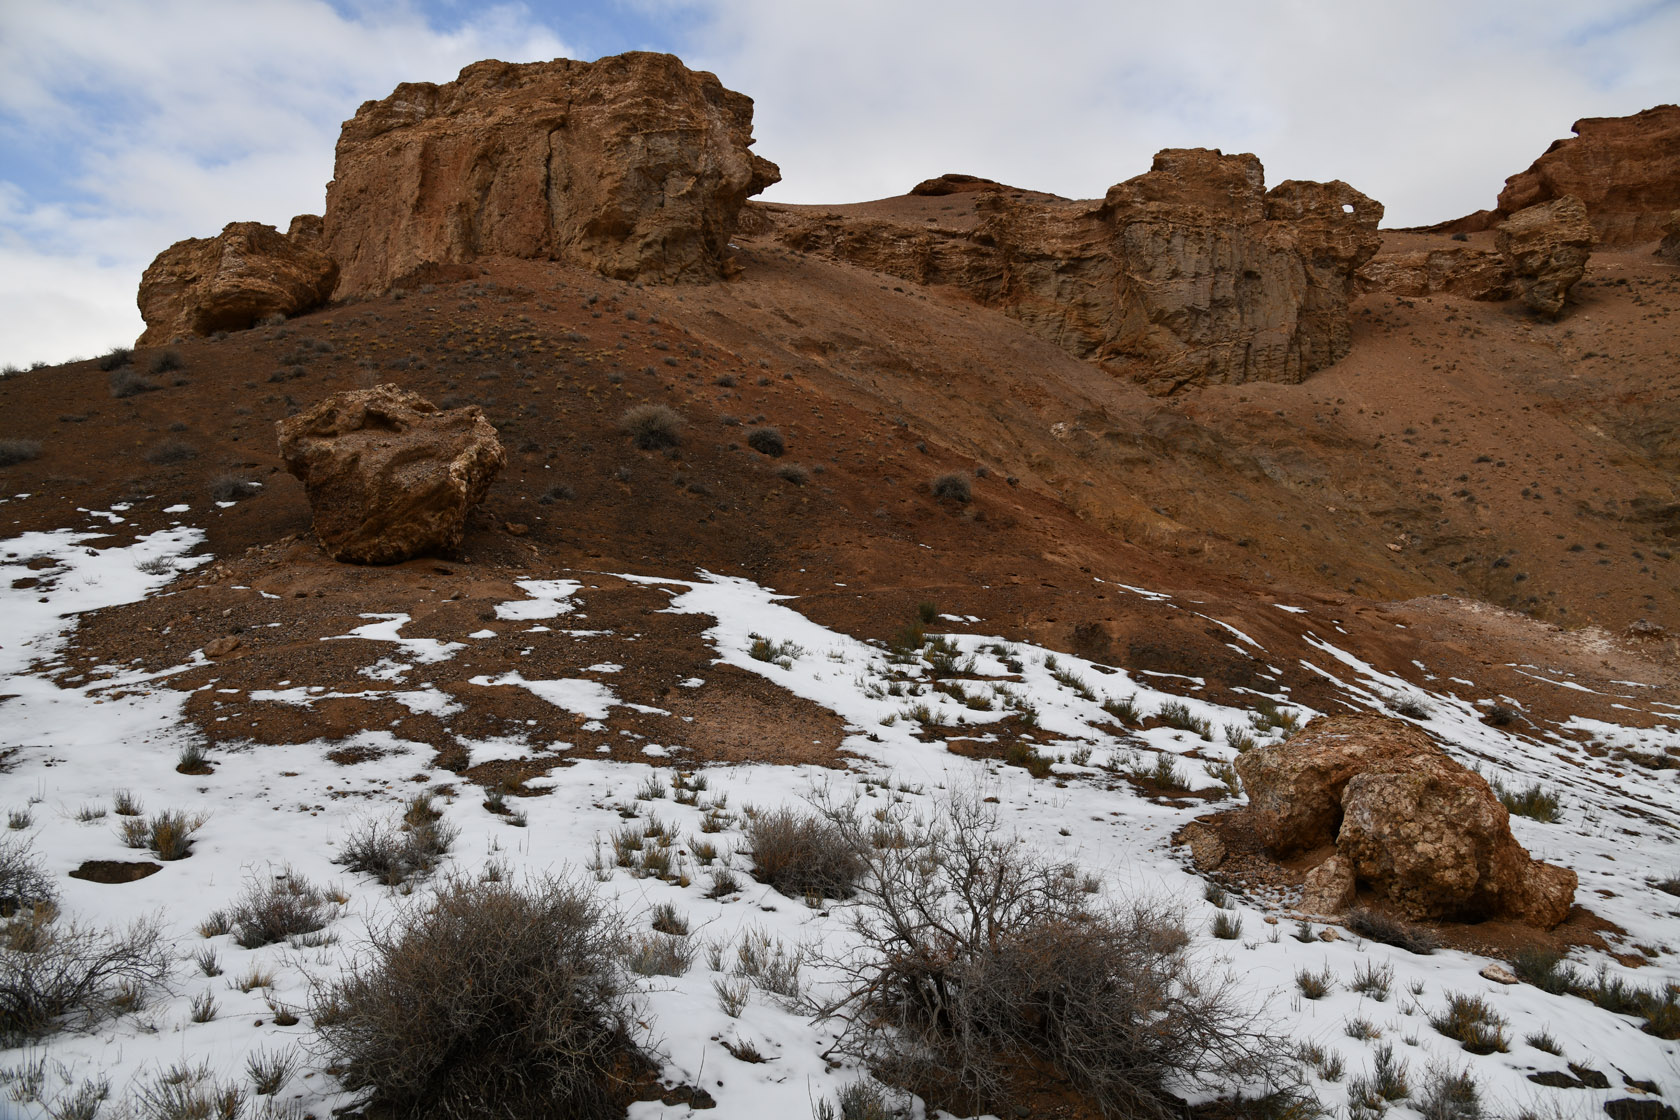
top-left (1497, 105), bottom-right (1680, 246)
top-left (137, 222), bottom-right (338, 346)
top-left (909, 173), bottom-right (1012, 197)
top-left (276, 384), bottom-right (505, 564)
top-left (1338, 753), bottom-right (1577, 927)
top-left (1178, 821), bottom-right (1227, 870)
top-left (1234, 713), bottom-right (1438, 855)
top-left (1496, 196), bottom-right (1594, 317)
top-left (780, 148), bottom-right (1382, 393)
top-left (1658, 210), bottom-right (1680, 265)
top-left (1238, 713), bottom-right (1576, 927)
top-left (1300, 854), bottom-right (1356, 914)
top-left (323, 51), bottom-right (778, 296)
top-left (1357, 247), bottom-right (1512, 301)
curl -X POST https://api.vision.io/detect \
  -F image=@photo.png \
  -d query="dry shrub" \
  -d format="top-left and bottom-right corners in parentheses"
top-left (0, 440), bottom-right (41, 468)
top-left (931, 472), bottom-right (972, 503)
top-left (619, 404), bottom-right (683, 450)
top-left (818, 794), bottom-right (1290, 1119)
top-left (744, 808), bottom-right (864, 900)
top-left (746, 426), bottom-right (786, 457)
top-left (229, 868), bottom-right (333, 949)
top-left (1, 897), bottom-right (171, 1044)
top-left (335, 795), bottom-right (457, 887)
top-left (312, 875), bottom-right (646, 1120)
top-left (1344, 907), bottom-right (1439, 955)
top-left (0, 838), bottom-right (55, 916)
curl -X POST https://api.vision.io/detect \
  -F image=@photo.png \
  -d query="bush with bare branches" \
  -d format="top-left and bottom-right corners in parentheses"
top-left (815, 794), bottom-right (1292, 1118)
top-left (312, 875), bottom-right (646, 1120)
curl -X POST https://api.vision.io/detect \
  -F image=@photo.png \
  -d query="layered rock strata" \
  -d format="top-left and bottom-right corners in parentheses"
top-left (779, 149), bottom-right (1383, 393)
top-left (323, 51), bottom-right (780, 295)
top-left (1496, 196), bottom-right (1594, 318)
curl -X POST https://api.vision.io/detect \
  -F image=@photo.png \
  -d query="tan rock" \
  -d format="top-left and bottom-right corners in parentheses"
top-left (136, 222), bottom-right (338, 346)
top-left (276, 384), bottom-right (505, 564)
top-left (1496, 105), bottom-right (1680, 246)
top-left (323, 51), bottom-right (778, 296)
top-left (1496, 196), bottom-right (1594, 318)
top-left (781, 148), bottom-right (1382, 394)
top-left (1357, 248), bottom-right (1512, 301)
top-left (1301, 854), bottom-right (1357, 914)
top-left (203, 636), bottom-right (241, 658)
top-left (1337, 753), bottom-right (1576, 928)
top-left (1178, 821), bottom-right (1227, 870)
top-left (1479, 963), bottom-right (1519, 985)
top-left (1233, 713), bottom-right (1441, 855)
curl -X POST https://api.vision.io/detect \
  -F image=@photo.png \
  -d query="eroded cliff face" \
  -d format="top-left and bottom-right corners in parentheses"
top-left (778, 149), bottom-right (1383, 394)
top-left (137, 221), bottom-right (338, 346)
top-left (322, 52), bottom-right (780, 295)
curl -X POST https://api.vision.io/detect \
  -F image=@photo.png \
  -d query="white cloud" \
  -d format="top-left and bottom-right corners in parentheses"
top-left (667, 0), bottom-right (1680, 222)
top-left (0, 0), bottom-right (573, 366)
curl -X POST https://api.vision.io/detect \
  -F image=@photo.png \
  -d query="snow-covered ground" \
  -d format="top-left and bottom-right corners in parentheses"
top-left (1, 513), bottom-right (1676, 1117)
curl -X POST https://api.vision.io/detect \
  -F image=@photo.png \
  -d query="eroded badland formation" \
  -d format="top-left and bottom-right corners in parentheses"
top-left (2, 52), bottom-right (1679, 1117)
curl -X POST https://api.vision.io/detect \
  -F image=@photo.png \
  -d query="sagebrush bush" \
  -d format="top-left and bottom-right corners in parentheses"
top-left (108, 368), bottom-right (158, 399)
top-left (1, 905), bottom-right (171, 1044)
top-left (0, 440), bottom-right (41, 468)
top-left (819, 795), bottom-right (1290, 1119)
top-left (931, 472), bottom-right (972, 503)
top-left (228, 868), bottom-right (333, 949)
top-left (1344, 907), bottom-right (1439, 955)
top-left (620, 404), bottom-right (682, 450)
top-left (148, 350), bottom-right (183, 375)
top-left (142, 439), bottom-right (198, 465)
top-left (96, 346), bottom-right (133, 372)
top-left (746, 426), bottom-right (785, 457)
top-left (313, 875), bottom-right (646, 1120)
top-left (745, 809), bottom-right (863, 900)
top-left (0, 838), bottom-right (55, 916)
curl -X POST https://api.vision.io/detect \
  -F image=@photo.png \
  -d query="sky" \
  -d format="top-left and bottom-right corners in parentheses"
top-left (2, 0), bottom-right (1676, 368)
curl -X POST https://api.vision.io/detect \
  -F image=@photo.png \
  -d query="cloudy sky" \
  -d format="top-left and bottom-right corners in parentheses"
top-left (3, 0), bottom-right (1676, 367)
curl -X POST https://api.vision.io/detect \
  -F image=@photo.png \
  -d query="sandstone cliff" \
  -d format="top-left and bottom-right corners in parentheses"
top-left (136, 221), bottom-right (338, 346)
top-left (322, 52), bottom-right (779, 295)
top-left (778, 149), bottom-right (1382, 394)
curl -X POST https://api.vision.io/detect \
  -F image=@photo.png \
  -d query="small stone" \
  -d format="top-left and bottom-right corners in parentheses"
top-left (203, 636), bottom-right (241, 658)
top-left (1318, 928), bottom-right (1341, 942)
top-left (1479, 963), bottom-right (1519, 985)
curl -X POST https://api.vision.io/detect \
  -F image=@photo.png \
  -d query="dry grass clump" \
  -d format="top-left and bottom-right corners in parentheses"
top-left (931, 472), bottom-right (972, 503)
top-left (335, 794), bottom-right (457, 887)
top-left (818, 794), bottom-right (1289, 1119)
top-left (1429, 992), bottom-right (1509, 1054)
top-left (312, 875), bottom-right (646, 1120)
top-left (108, 367), bottom-right (159, 399)
top-left (619, 404), bottom-right (683, 450)
top-left (142, 438), bottom-right (199, 465)
top-left (118, 809), bottom-right (206, 861)
top-left (744, 808), bottom-right (864, 901)
top-left (1343, 907), bottom-right (1439, 955)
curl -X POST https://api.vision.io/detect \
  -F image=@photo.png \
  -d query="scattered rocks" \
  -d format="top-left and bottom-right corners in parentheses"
top-left (136, 221), bottom-right (338, 346)
top-left (203, 636), bottom-right (241, 658)
top-left (1496, 196), bottom-right (1594, 318)
top-left (323, 51), bottom-right (779, 295)
top-left (276, 384), bottom-right (505, 564)
top-left (1236, 713), bottom-right (1576, 927)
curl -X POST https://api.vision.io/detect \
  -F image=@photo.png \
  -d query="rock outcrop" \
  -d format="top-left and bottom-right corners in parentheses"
top-left (1234, 713), bottom-right (1436, 855)
top-left (1356, 247), bottom-right (1512, 301)
top-left (1337, 753), bottom-right (1577, 927)
top-left (1236, 714), bottom-right (1576, 928)
top-left (323, 52), bottom-right (779, 296)
top-left (1496, 196), bottom-right (1594, 318)
top-left (909, 173), bottom-right (1012, 197)
top-left (780, 149), bottom-right (1382, 393)
top-left (1658, 210), bottom-right (1680, 265)
top-left (1496, 105), bottom-right (1680, 246)
top-left (136, 222), bottom-right (338, 346)
top-left (276, 385), bottom-right (504, 564)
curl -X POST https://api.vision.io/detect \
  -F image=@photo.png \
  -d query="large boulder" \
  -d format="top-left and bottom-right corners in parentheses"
top-left (1496, 105), bottom-right (1680, 246)
top-left (1233, 713), bottom-right (1439, 855)
top-left (276, 385), bottom-right (504, 564)
top-left (1237, 713), bottom-right (1577, 928)
top-left (137, 221), bottom-right (338, 346)
top-left (323, 52), bottom-right (779, 296)
top-left (780, 149), bottom-right (1382, 393)
top-left (1496, 196), bottom-right (1594, 318)
top-left (1338, 755), bottom-right (1577, 927)
top-left (1658, 210), bottom-right (1680, 265)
